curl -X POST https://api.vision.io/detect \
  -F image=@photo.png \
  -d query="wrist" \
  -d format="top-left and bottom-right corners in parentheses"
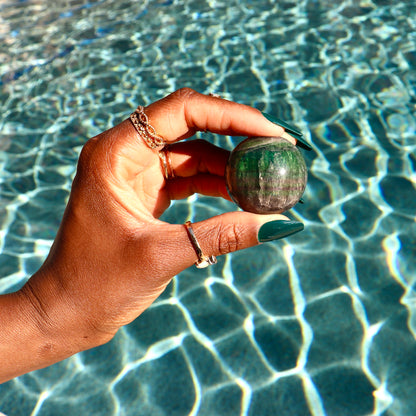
top-left (0, 284), bottom-right (95, 383)
top-left (12, 268), bottom-right (114, 375)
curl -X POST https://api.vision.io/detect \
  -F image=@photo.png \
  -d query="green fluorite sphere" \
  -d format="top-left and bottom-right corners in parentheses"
top-left (225, 136), bottom-right (307, 214)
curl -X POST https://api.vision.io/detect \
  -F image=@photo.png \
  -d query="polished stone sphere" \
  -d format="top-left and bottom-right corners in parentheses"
top-left (225, 136), bottom-right (307, 214)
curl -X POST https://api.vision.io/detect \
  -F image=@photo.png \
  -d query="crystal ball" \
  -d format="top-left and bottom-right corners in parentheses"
top-left (225, 136), bottom-right (307, 214)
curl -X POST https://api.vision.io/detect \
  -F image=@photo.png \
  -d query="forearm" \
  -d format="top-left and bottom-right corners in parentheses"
top-left (0, 289), bottom-right (55, 382)
top-left (0, 271), bottom-right (107, 384)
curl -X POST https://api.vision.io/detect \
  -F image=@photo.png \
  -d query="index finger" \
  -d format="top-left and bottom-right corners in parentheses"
top-left (143, 88), bottom-right (288, 143)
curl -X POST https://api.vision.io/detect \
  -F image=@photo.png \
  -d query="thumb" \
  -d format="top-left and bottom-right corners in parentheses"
top-left (177, 211), bottom-right (304, 269)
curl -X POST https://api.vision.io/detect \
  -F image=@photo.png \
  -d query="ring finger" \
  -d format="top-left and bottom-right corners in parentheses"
top-left (161, 139), bottom-right (230, 179)
top-left (159, 140), bottom-right (232, 200)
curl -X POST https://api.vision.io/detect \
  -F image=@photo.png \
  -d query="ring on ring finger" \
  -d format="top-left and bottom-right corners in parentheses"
top-left (158, 146), bottom-right (175, 180)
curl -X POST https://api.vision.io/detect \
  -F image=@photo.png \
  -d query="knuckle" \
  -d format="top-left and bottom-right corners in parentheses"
top-left (76, 137), bottom-right (107, 183)
top-left (215, 223), bottom-right (244, 255)
top-left (173, 87), bottom-right (197, 101)
top-left (77, 138), bottom-right (98, 170)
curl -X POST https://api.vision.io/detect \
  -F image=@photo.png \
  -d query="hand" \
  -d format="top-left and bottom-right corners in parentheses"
top-left (8, 88), bottom-right (304, 379)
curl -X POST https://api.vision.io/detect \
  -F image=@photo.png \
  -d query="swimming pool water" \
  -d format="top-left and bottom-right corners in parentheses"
top-left (1, 0), bottom-right (416, 415)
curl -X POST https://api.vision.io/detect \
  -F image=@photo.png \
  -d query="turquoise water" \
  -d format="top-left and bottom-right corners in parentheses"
top-left (1, 0), bottom-right (416, 414)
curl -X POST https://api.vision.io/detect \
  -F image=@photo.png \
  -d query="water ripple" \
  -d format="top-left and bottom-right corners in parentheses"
top-left (1, 0), bottom-right (416, 415)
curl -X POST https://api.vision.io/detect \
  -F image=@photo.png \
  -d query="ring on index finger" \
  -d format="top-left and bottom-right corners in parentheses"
top-left (130, 105), bottom-right (166, 150)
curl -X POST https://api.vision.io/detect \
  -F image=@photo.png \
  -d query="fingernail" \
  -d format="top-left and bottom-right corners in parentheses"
top-left (262, 112), bottom-right (303, 136)
top-left (258, 220), bottom-right (304, 243)
top-left (262, 112), bottom-right (313, 151)
top-left (293, 135), bottom-right (313, 151)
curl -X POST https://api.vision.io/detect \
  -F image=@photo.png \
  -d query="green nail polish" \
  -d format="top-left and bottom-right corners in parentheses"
top-left (293, 135), bottom-right (313, 152)
top-left (258, 220), bottom-right (304, 243)
top-left (262, 112), bottom-right (312, 151)
top-left (262, 112), bottom-right (303, 136)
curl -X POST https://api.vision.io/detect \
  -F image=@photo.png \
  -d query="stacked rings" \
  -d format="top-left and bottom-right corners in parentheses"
top-left (129, 105), bottom-right (166, 150)
top-left (158, 146), bottom-right (175, 180)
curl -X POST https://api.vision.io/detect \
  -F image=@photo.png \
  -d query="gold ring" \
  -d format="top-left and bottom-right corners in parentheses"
top-left (184, 221), bottom-right (217, 268)
top-left (129, 105), bottom-right (166, 150)
top-left (158, 146), bottom-right (175, 180)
